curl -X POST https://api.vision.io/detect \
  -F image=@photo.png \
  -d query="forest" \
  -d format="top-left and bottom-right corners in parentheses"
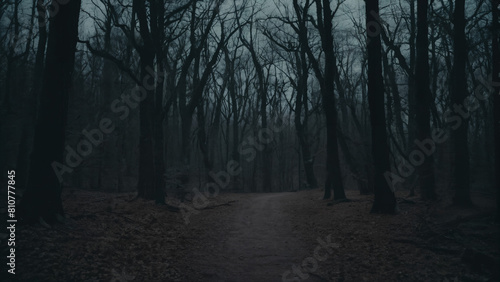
top-left (0, 0), bottom-right (499, 281)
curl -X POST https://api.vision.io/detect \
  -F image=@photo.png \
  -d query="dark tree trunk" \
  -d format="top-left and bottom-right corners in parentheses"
top-left (15, 0), bottom-right (47, 195)
top-left (294, 48), bottom-right (318, 189)
top-left (152, 0), bottom-right (166, 203)
top-left (154, 62), bottom-right (166, 202)
top-left (197, 100), bottom-right (213, 174)
top-left (415, 0), bottom-right (436, 200)
top-left (134, 0), bottom-right (159, 201)
top-left (32, 0), bottom-right (47, 104)
top-left (366, 0), bottom-right (397, 213)
top-left (492, 0), bottom-right (500, 221)
top-left (407, 0), bottom-right (417, 148)
top-left (180, 111), bottom-right (193, 167)
top-left (451, 0), bottom-right (472, 207)
top-left (300, 0), bottom-right (346, 200)
top-left (224, 47), bottom-right (241, 190)
top-left (226, 50), bottom-right (240, 164)
top-left (291, 0), bottom-right (346, 199)
top-left (98, 10), bottom-right (117, 191)
top-left (259, 68), bottom-right (272, 193)
top-left (320, 0), bottom-right (345, 200)
top-left (382, 51), bottom-right (405, 149)
top-left (407, 0), bottom-right (417, 196)
top-left (22, 0), bottom-right (82, 223)
top-left (137, 57), bottom-right (157, 200)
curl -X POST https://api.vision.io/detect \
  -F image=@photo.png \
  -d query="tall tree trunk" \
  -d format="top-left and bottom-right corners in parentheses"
top-left (15, 0), bottom-right (47, 195)
top-left (134, 0), bottom-right (159, 201)
top-left (451, 0), bottom-right (472, 207)
top-left (224, 47), bottom-right (241, 190)
top-left (415, 0), bottom-right (436, 200)
top-left (260, 72), bottom-right (272, 193)
top-left (304, 0), bottom-right (346, 200)
top-left (98, 10), bottom-right (117, 191)
top-left (366, 0), bottom-right (397, 213)
top-left (291, 0), bottom-right (346, 199)
top-left (152, 0), bottom-right (166, 203)
top-left (210, 96), bottom-right (222, 169)
top-left (137, 57), bottom-right (157, 200)
top-left (407, 0), bottom-right (417, 150)
top-left (33, 0), bottom-right (47, 104)
top-left (196, 100), bottom-right (213, 175)
top-left (407, 0), bottom-right (417, 196)
top-left (154, 62), bottom-right (166, 202)
top-left (227, 55), bottom-right (239, 164)
top-left (382, 51), bottom-right (406, 148)
top-left (492, 0), bottom-right (500, 221)
top-left (22, 0), bottom-right (82, 223)
top-left (294, 48), bottom-right (318, 189)
top-left (180, 109), bottom-right (192, 168)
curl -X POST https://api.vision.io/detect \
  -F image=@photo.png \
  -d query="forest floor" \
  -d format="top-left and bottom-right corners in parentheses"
top-left (6, 188), bottom-right (499, 281)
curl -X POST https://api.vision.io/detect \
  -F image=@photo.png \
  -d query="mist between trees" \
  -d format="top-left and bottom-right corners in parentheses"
top-left (385, 73), bottom-right (500, 192)
top-left (0, 0), bottom-right (498, 222)
top-left (180, 116), bottom-right (286, 224)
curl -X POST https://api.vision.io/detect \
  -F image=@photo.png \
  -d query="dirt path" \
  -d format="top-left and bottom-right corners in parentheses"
top-left (16, 189), bottom-right (498, 281)
top-left (182, 193), bottom-right (325, 282)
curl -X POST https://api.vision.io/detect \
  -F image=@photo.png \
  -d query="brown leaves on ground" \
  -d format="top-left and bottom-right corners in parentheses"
top-left (10, 188), bottom-right (500, 281)
top-left (15, 189), bottom-right (186, 281)
top-left (281, 190), bottom-right (499, 281)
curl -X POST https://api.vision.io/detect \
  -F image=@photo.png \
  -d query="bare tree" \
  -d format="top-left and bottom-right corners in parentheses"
top-left (293, 0), bottom-right (346, 200)
top-left (293, 41), bottom-right (318, 189)
top-left (237, 8), bottom-right (274, 192)
top-left (263, 1), bottom-right (319, 190)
